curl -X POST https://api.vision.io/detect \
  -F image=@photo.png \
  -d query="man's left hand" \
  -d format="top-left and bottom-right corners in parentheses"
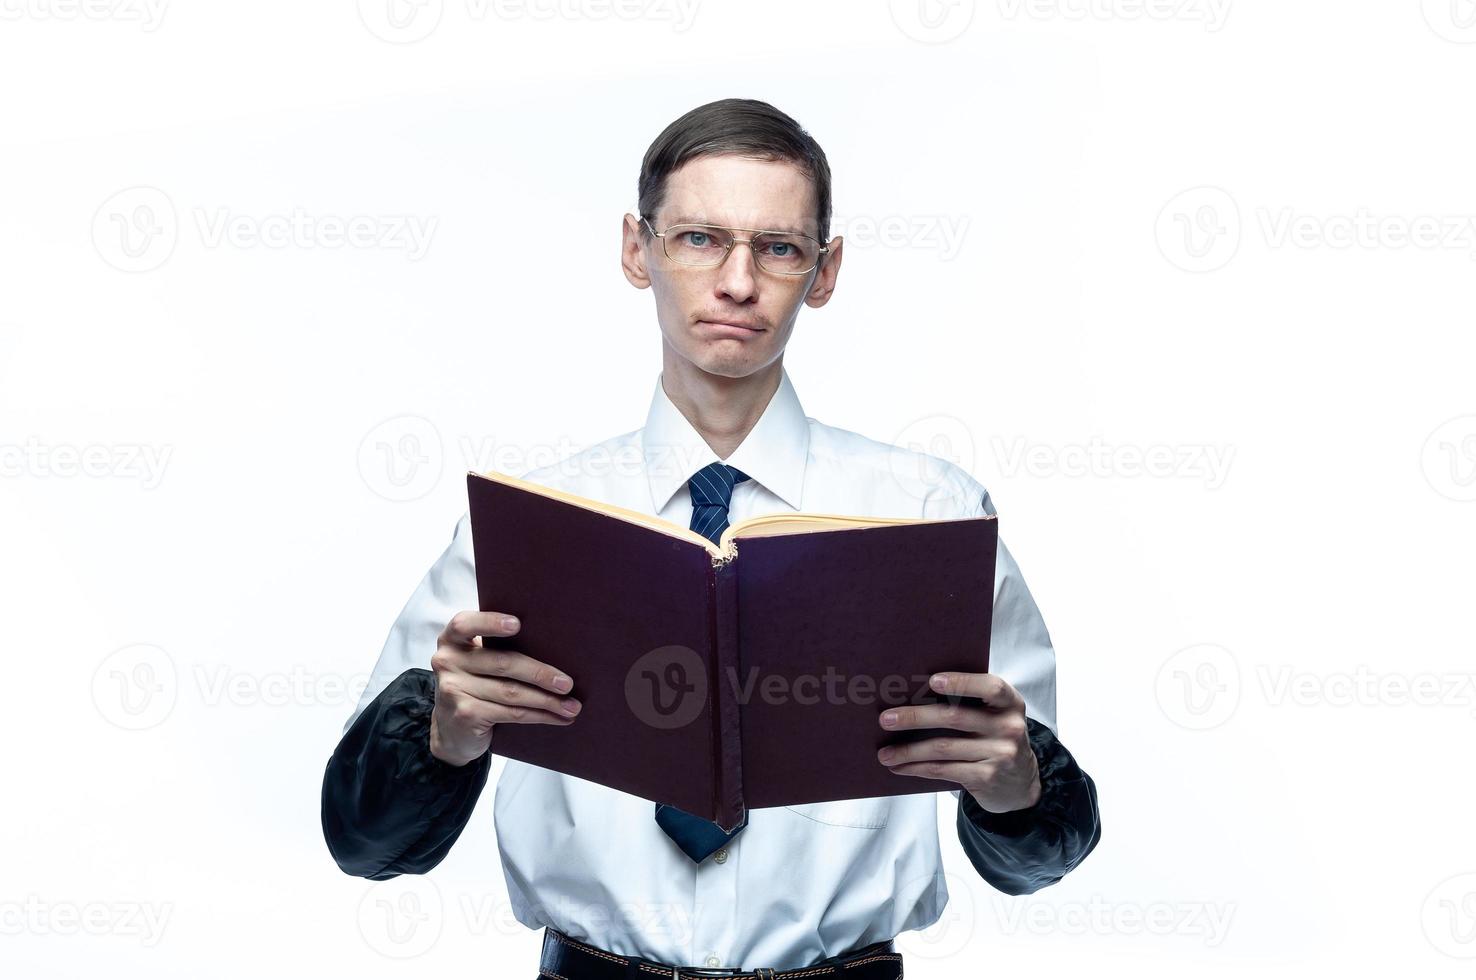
top-left (876, 671), bottom-right (1041, 814)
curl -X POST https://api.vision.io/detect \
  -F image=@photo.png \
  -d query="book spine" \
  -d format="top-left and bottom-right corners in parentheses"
top-left (710, 558), bottom-right (746, 832)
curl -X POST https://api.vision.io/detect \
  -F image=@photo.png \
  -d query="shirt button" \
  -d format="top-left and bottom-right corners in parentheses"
top-left (705, 955), bottom-right (721, 968)
top-left (713, 848), bottom-right (729, 863)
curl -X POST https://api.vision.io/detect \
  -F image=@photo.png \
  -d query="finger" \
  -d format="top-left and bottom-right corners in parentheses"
top-left (884, 759), bottom-right (980, 784)
top-left (455, 671), bottom-right (582, 719)
top-left (441, 610), bottom-right (521, 647)
top-left (451, 694), bottom-right (576, 729)
top-left (878, 701), bottom-right (991, 735)
top-left (927, 671), bottom-right (1023, 712)
top-left (460, 647), bottom-right (575, 696)
top-left (486, 702), bottom-right (578, 726)
top-left (876, 734), bottom-right (996, 768)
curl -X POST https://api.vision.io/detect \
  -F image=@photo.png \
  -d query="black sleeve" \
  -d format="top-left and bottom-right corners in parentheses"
top-left (955, 716), bottom-right (1101, 895)
top-left (320, 667), bottom-right (491, 880)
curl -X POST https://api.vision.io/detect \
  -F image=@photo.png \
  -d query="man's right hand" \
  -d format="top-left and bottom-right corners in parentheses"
top-left (428, 610), bottom-right (581, 766)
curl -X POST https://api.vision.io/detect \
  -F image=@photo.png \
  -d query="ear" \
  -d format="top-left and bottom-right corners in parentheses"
top-left (621, 213), bottom-right (652, 289)
top-left (803, 235), bottom-right (843, 309)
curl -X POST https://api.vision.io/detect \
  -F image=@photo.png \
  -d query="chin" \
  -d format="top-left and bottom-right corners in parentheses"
top-left (696, 358), bottom-right (752, 379)
top-left (688, 347), bottom-right (760, 378)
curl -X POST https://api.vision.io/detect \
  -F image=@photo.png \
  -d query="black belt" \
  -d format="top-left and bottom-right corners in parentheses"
top-left (538, 927), bottom-right (904, 980)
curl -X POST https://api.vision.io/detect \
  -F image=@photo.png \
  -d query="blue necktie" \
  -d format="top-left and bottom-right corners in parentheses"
top-left (653, 461), bottom-right (753, 862)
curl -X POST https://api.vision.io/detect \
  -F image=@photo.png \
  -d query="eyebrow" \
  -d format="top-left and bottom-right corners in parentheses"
top-left (665, 214), bottom-right (812, 236)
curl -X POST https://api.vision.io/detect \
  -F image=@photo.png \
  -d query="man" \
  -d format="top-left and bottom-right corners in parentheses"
top-left (322, 97), bottom-right (1101, 979)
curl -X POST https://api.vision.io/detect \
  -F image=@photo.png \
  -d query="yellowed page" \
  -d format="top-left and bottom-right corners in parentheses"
top-left (472, 469), bottom-right (722, 557)
top-left (473, 470), bottom-right (966, 563)
top-left (717, 512), bottom-right (951, 551)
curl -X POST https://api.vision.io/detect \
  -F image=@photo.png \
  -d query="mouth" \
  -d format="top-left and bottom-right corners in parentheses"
top-left (699, 319), bottom-right (765, 333)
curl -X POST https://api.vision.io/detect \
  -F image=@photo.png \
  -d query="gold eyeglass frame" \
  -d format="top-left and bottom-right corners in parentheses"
top-left (640, 215), bottom-right (830, 276)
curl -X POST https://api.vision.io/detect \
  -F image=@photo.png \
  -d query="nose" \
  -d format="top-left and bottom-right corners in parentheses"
top-left (713, 238), bottom-right (758, 304)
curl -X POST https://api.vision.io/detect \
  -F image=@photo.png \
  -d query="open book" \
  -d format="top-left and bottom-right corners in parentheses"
top-left (467, 468), bottom-right (998, 832)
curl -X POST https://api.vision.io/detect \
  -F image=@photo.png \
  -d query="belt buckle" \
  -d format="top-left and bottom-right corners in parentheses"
top-left (614, 952), bottom-right (745, 979)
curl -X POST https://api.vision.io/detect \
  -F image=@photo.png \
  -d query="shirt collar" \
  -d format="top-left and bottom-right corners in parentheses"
top-left (642, 366), bottom-right (810, 514)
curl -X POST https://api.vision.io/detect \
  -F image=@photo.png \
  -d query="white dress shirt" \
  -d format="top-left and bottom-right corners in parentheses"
top-left (344, 365), bottom-right (1059, 971)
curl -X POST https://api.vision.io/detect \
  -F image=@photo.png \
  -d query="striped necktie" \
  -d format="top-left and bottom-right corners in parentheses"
top-left (653, 461), bottom-right (752, 862)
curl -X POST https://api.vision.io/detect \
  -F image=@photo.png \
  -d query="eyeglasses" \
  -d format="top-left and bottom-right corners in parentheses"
top-left (641, 216), bottom-right (828, 276)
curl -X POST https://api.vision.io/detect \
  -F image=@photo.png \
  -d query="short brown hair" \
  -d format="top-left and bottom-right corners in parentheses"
top-left (637, 98), bottom-right (832, 243)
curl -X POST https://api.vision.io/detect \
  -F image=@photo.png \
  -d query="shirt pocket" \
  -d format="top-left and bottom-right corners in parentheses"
top-left (782, 797), bottom-right (891, 830)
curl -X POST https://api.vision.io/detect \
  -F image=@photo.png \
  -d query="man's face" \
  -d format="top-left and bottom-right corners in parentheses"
top-left (621, 154), bottom-right (842, 380)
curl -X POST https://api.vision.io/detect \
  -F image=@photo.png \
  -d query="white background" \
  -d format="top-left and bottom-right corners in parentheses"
top-left (3, 1), bottom-right (1474, 977)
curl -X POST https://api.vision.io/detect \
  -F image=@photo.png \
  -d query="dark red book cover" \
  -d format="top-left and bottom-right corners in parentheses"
top-left (467, 471), bottom-right (996, 832)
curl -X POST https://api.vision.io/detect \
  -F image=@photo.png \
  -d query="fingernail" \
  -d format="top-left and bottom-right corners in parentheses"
top-left (503, 615), bottom-right (520, 631)
top-left (553, 674), bottom-right (572, 692)
top-left (878, 747), bottom-right (895, 763)
top-left (931, 674), bottom-right (948, 690)
top-left (880, 712), bottom-right (897, 726)
top-left (560, 698), bottom-right (581, 715)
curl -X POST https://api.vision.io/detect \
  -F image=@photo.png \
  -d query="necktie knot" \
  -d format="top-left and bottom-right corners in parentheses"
top-left (687, 461), bottom-right (751, 510)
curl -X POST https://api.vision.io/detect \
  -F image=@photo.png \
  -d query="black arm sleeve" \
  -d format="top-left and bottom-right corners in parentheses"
top-left (320, 667), bottom-right (491, 880)
top-left (955, 716), bottom-right (1102, 895)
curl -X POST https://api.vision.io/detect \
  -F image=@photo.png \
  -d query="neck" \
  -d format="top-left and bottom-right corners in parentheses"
top-left (660, 351), bottom-right (782, 461)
